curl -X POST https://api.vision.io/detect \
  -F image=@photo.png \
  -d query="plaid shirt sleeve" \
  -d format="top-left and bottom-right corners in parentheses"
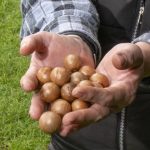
top-left (20, 0), bottom-right (101, 63)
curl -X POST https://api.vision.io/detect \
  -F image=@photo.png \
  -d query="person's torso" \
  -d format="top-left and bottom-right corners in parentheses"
top-left (96, 0), bottom-right (150, 93)
top-left (51, 1), bottom-right (150, 150)
top-left (94, 0), bottom-right (150, 55)
top-left (51, 94), bottom-right (150, 150)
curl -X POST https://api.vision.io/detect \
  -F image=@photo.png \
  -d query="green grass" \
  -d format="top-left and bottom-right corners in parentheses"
top-left (0, 0), bottom-right (50, 149)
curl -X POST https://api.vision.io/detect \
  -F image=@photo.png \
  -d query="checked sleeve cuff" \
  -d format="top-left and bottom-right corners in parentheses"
top-left (42, 16), bottom-right (101, 65)
top-left (20, 0), bottom-right (101, 65)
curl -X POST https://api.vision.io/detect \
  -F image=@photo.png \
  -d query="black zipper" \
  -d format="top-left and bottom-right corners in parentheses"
top-left (118, 1), bottom-right (145, 150)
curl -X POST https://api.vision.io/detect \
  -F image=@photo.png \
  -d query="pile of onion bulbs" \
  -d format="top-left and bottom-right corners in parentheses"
top-left (36, 54), bottom-right (109, 134)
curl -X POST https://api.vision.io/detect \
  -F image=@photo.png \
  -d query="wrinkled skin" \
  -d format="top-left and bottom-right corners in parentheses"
top-left (61, 43), bottom-right (144, 136)
top-left (20, 31), bottom-right (144, 137)
top-left (20, 32), bottom-right (94, 119)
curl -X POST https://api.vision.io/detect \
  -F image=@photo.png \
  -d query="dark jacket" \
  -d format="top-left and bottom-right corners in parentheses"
top-left (20, 0), bottom-right (150, 149)
top-left (95, 0), bottom-right (150, 56)
top-left (51, 1), bottom-right (150, 150)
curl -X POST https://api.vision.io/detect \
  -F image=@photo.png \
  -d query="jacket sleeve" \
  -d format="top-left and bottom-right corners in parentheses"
top-left (133, 32), bottom-right (150, 44)
top-left (20, 0), bottom-right (101, 63)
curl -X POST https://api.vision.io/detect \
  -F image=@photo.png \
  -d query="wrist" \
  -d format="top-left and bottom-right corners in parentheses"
top-left (61, 31), bottom-right (101, 65)
top-left (67, 34), bottom-right (96, 67)
top-left (135, 42), bottom-right (150, 77)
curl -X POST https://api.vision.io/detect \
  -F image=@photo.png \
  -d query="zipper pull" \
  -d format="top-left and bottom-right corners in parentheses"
top-left (140, 6), bottom-right (144, 14)
top-left (136, 6), bottom-right (144, 28)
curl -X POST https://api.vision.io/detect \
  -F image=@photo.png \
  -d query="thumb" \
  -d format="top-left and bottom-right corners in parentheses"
top-left (20, 65), bottom-right (38, 92)
top-left (112, 43), bottom-right (144, 70)
top-left (20, 32), bottom-right (51, 56)
top-left (60, 104), bottom-right (110, 136)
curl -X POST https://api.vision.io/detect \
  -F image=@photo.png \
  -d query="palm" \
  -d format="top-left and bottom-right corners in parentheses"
top-left (96, 44), bottom-right (144, 109)
top-left (20, 32), bottom-right (94, 120)
top-left (98, 49), bottom-right (143, 84)
top-left (29, 33), bottom-right (94, 74)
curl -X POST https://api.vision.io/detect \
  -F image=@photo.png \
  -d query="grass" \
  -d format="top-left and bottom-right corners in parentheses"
top-left (0, 0), bottom-right (50, 149)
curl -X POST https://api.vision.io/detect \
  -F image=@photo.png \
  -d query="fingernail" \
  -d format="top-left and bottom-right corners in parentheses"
top-left (21, 39), bottom-right (27, 48)
top-left (118, 53), bottom-right (128, 68)
top-left (113, 53), bottom-right (128, 69)
top-left (21, 41), bottom-right (26, 48)
top-left (29, 109), bottom-right (39, 120)
top-left (95, 115), bottom-right (102, 122)
top-left (60, 130), bottom-right (68, 137)
top-left (21, 37), bottom-right (31, 48)
top-left (72, 87), bottom-right (83, 97)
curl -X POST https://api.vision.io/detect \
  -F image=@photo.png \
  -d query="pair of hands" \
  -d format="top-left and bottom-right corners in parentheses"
top-left (20, 31), bottom-right (144, 137)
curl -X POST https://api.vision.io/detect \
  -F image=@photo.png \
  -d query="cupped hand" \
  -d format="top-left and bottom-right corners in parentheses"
top-left (60, 43), bottom-right (144, 137)
top-left (20, 31), bottom-right (94, 120)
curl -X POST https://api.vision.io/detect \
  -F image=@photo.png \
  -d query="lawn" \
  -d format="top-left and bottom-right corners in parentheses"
top-left (0, 0), bottom-right (50, 149)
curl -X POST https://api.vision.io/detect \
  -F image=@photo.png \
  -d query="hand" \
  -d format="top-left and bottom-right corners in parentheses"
top-left (60, 43), bottom-right (144, 137)
top-left (20, 31), bottom-right (94, 120)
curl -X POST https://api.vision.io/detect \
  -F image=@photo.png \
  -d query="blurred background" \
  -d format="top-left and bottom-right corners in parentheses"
top-left (0, 0), bottom-right (49, 149)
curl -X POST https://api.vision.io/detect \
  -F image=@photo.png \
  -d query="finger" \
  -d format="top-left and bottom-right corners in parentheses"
top-left (72, 83), bottom-right (134, 110)
top-left (29, 92), bottom-right (46, 120)
top-left (112, 43), bottom-right (143, 70)
top-left (72, 86), bottom-right (113, 106)
top-left (20, 65), bottom-right (38, 92)
top-left (20, 32), bottom-right (51, 56)
top-left (62, 104), bottom-right (110, 127)
top-left (61, 104), bottom-right (110, 136)
top-left (59, 124), bottom-right (79, 137)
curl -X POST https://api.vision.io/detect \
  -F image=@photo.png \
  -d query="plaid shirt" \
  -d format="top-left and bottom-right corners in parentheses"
top-left (20, 0), bottom-right (101, 62)
top-left (20, 0), bottom-right (150, 63)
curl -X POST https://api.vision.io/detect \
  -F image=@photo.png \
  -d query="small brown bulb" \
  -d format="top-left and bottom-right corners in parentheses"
top-left (36, 67), bottom-right (52, 84)
top-left (92, 82), bottom-right (103, 88)
top-left (51, 99), bottom-right (72, 117)
top-left (90, 73), bottom-right (109, 87)
top-left (78, 80), bottom-right (93, 87)
top-left (79, 65), bottom-right (95, 78)
top-left (39, 111), bottom-right (61, 134)
top-left (64, 54), bottom-right (81, 72)
top-left (72, 99), bottom-right (89, 111)
top-left (40, 82), bottom-right (60, 103)
top-left (70, 71), bottom-right (87, 85)
top-left (61, 83), bottom-right (76, 102)
top-left (50, 67), bottom-right (70, 86)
